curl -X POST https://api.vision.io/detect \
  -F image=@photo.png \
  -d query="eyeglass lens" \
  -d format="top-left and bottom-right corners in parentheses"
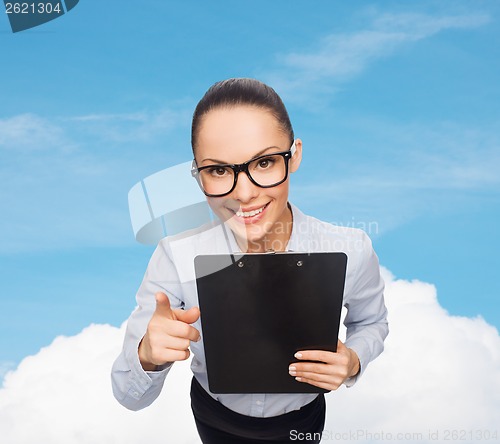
top-left (198, 154), bottom-right (287, 196)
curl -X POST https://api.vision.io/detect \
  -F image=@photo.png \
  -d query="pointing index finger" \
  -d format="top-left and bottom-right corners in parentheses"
top-left (154, 292), bottom-right (175, 319)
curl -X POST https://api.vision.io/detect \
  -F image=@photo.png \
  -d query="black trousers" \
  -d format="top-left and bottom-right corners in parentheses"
top-left (190, 377), bottom-right (326, 444)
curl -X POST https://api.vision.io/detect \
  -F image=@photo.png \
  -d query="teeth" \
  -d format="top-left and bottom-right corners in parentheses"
top-left (236, 205), bottom-right (266, 218)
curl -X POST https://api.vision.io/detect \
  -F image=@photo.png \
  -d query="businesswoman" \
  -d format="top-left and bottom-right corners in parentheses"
top-left (112, 78), bottom-right (388, 443)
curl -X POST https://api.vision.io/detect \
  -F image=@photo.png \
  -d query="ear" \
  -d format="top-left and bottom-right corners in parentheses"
top-left (290, 138), bottom-right (303, 173)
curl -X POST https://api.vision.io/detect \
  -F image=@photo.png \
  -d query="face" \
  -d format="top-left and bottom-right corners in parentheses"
top-left (194, 105), bottom-right (302, 252)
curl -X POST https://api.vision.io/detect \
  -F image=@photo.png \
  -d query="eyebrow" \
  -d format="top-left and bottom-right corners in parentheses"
top-left (200, 146), bottom-right (283, 165)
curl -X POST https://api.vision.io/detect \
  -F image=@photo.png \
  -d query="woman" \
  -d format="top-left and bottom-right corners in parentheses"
top-left (112, 78), bottom-right (388, 443)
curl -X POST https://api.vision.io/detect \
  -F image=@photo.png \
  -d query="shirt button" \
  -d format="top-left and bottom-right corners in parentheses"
top-left (133, 391), bottom-right (139, 397)
top-left (256, 401), bottom-right (263, 406)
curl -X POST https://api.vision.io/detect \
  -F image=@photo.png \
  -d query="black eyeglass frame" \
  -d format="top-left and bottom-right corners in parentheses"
top-left (191, 141), bottom-right (296, 197)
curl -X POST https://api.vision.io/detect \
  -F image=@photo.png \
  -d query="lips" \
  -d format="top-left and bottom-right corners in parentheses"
top-left (228, 202), bottom-right (270, 223)
top-left (235, 204), bottom-right (267, 218)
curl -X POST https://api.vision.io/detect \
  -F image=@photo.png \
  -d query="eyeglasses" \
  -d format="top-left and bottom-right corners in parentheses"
top-left (191, 141), bottom-right (296, 197)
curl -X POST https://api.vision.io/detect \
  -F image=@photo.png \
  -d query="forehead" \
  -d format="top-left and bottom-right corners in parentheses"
top-left (196, 105), bottom-right (288, 163)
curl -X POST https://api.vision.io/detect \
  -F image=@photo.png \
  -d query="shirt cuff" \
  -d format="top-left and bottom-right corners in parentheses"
top-left (343, 337), bottom-right (370, 388)
top-left (125, 339), bottom-right (173, 400)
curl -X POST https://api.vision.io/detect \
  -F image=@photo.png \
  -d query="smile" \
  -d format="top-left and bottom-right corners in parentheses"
top-left (235, 204), bottom-right (268, 218)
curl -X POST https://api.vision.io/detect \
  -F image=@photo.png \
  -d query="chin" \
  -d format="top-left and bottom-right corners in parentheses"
top-left (224, 219), bottom-right (267, 250)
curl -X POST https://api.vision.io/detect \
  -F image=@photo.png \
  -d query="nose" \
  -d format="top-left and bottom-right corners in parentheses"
top-left (231, 171), bottom-right (259, 203)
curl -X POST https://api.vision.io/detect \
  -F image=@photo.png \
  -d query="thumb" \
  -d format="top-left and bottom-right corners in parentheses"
top-left (336, 339), bottom-right (347, 353)
top-left (174, 306), bottom-right (200, 325)
top-left (154, 292), bottom-right (175, 319)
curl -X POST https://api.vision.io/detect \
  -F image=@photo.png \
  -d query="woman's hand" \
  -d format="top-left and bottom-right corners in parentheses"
top-left (288, 340), bottom-right (360, 391)
top-left (138, 292), bottom-right (201, 371)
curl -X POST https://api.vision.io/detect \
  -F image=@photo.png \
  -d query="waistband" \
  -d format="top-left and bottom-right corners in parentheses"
top-left (190, 376), bottom-right (326, 441)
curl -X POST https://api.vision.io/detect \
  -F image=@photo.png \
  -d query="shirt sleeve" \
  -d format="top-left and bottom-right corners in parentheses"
top-left (111, 240), bottom-right (184, 410)
top-left (342, 231), bottom-right (389, 387)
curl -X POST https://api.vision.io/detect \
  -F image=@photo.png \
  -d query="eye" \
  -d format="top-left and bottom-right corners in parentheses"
top-left (207, 166), bottom-right (231, 177)
top-left (256, 157), bottom-right (276, 169)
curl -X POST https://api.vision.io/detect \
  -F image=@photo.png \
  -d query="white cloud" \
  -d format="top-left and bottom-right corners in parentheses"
top-left (0, 114), bottom-right (74, 152)
top-left (263, 11), bottom-right (490, 105)
top-left (71, 113), bottom-right (149, 122)
top-left (0, 323), bottom-right (201, 444)
top-left (371, 12), bottom-right (490, 37)
top-left (0, 361), bottom-right (16, 381)
top-left (69, 107), bottom-right (192, 144)
top-left (1, 269), bottom-right (498, 443)
top-left (331, 267), bottom-right (500, 439)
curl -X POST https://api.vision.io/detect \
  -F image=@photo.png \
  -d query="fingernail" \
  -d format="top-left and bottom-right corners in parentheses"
top-left (289, 366), bottom-right (296, 371)
top-left (294, 352), bottom-right (302, 358)
top-left (196, 335), bottom-right (201, 342)
top-left (295, 377), bottom-right (302, 382)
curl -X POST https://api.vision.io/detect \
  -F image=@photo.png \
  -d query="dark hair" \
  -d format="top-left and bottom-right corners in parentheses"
top-left (191, 78), bottom-right (294, 152)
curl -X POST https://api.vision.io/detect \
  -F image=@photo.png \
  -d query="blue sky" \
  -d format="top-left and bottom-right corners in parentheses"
top-left (1, 0), bottom-right (499, 374)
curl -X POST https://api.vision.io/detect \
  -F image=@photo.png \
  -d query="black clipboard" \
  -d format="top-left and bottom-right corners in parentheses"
top-left (194, 252), bottom-right (347, 394)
